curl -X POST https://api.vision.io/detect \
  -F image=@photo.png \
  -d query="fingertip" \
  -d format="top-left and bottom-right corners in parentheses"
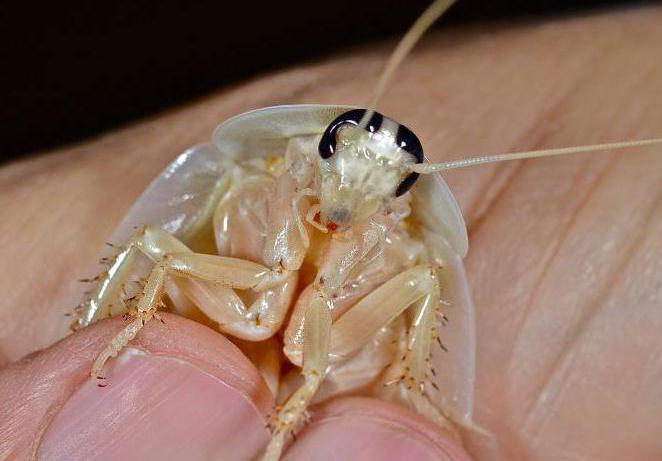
top-left (38, 348), bottom-right (269, 461)
top-left (283, 397), bottom-right (473, 461)
top-left (0, 314), bottom-right (273, 461)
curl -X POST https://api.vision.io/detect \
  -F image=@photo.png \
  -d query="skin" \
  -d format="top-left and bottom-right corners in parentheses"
top-left (1, 5), bottom-right (662, 460)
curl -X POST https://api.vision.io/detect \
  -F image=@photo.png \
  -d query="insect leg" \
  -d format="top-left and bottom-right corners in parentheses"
top-left (329, 265), bottom-right (435, 358)
top-left (165, 257), bottom-right (295, 343)
top-left (382, 279), bottom-right (458, 434)
top-left (263, 289), bottom-right (332, 461)
top-left (89, 227), bottom-right (287, 380)
top-left (90, 260), bottom-right (166, 379)
top-left (73, 225), bottom-right (190, 330)
top-left (327, 265), bottom-right (454, 430)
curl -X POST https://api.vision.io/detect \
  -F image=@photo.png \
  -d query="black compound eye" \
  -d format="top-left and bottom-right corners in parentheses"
top-left (394, 124), bottom-right (424, 197)
top-left (318, 109), bottom-right (384, 159)
top-left (395, 172), bottom-right (420, 197)
top-left (395, 124), bottom-right (424, 163)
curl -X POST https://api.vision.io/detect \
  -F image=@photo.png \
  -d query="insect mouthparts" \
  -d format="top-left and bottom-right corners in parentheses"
top-left (328, 207), bottom-right (350, 226)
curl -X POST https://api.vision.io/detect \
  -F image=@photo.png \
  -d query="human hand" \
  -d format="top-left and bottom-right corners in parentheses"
top-left (1, 5), bottom-right (661, 460)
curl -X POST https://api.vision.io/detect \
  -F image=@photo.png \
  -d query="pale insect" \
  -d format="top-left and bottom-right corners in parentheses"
top-left (71, 1), bottom-right (662, 460)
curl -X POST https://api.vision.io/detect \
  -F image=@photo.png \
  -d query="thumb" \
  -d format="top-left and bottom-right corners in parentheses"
top-left (0, 314), bottom-right (272, 461)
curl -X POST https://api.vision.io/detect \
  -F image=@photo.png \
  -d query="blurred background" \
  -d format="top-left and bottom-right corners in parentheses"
top-left (0, 0), bottom-right (653, 161)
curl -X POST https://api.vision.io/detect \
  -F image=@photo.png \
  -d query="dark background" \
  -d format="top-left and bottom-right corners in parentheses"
top-left (1, 0), bottom-right (653, 161)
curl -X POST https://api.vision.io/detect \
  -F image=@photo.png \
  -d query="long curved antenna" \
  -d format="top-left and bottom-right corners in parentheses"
top-left (369, 0), bottom-right (457, 111)
top-left (359, 0), bottom-right (457, 129)
top-left (409, 138), bottom-right (662, 173)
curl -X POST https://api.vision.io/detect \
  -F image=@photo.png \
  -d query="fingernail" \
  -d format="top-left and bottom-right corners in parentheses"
top-left (38, 348), bottom-right (269, 461)
top-left (283, 397), bottom-right (472, 461)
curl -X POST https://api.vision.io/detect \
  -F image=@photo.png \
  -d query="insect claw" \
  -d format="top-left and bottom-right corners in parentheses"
top-left (436, 336), bottom-right (448, 352)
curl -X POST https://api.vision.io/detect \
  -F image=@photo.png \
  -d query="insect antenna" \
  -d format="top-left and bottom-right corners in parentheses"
top-left (358, 0), bottom-right (458, 130)
top-left (351, 0), bottom-right (662, 172)
top-left (409, 137), bottom-right (662, 173)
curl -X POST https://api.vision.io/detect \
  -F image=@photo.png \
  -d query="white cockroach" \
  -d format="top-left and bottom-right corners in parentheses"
top-left (71, 1), bottom-right (662, 459)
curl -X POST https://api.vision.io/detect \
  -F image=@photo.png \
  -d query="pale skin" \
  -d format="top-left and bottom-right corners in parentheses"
top-left (1, 5), bottom-right (662, 461)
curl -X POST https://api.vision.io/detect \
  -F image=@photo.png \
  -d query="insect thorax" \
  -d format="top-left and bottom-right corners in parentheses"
top-left (224, 153), bottom-right (424, 295)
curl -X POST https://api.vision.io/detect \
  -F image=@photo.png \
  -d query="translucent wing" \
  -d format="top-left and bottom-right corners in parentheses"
top-left (424, 230), bottom-right (496, 453)
top-left (410, 172), bottom-right (475, 428)
top-left (212, 104), bottom-right (355, 160)
top-left (410, 172), bottom-right (468, 258)
top-left (111, 105), bottom-right (358, 246)
top-left (110, 143), bottom-right (229, 250)
top-left (114, 105), bottom-right (355, 243)
top-left (425, 230), bottom-right (476, 426)
top-left (84, 106), bottom-right (348, 325)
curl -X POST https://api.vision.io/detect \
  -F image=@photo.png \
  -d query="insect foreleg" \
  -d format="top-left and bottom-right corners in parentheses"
top-left (263, 289), bottom-right (332, 461)
top-left (73, 225), bottom-right (191, 330)
top-left (91, 262), bottom-right (167, 379)
top-left (291, 188), bottom-right (317, 248)
top-left (89, 226), bottom-right (287, 380)
top-left (173, 269), bottom-right (296, 341)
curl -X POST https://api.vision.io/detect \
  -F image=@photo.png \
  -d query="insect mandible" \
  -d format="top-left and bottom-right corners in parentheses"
top-left (71, 1), bottom-right (662, 460)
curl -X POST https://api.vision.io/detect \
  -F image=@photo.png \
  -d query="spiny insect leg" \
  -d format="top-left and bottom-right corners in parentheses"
top-left (90, 226), bottom-right (287, 382)
top-left (263, 290), bottom-right (331, 461)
